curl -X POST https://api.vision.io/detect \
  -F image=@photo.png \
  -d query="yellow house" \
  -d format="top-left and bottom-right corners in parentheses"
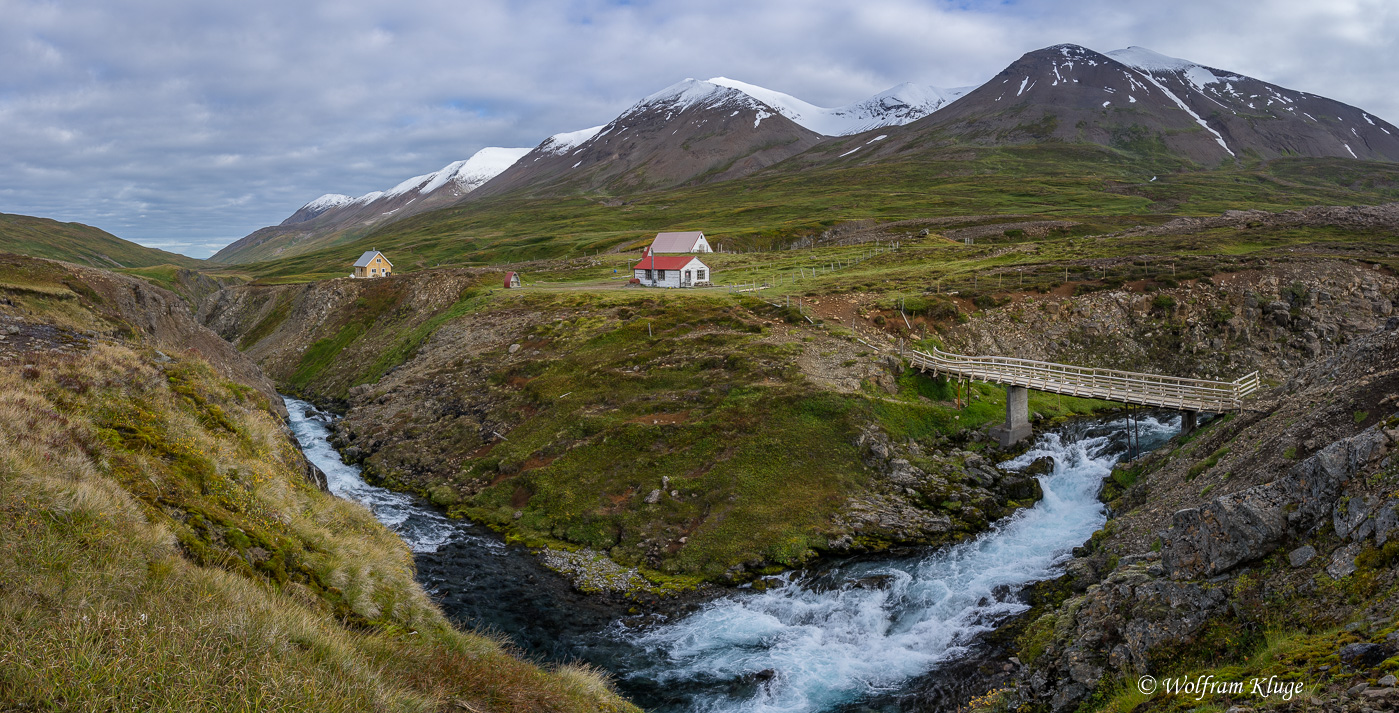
top-left (352, 250), bottom-right (393, 278)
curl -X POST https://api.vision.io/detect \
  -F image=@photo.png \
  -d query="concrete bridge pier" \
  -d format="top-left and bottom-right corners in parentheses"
top-left (990, 385), bottom-right (1033, 447)
top-left (1180, 411), bottom-right (1199, 437)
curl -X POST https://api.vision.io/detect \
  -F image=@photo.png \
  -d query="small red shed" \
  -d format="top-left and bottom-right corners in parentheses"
top-left (504, 272), bottom-right (521, 288)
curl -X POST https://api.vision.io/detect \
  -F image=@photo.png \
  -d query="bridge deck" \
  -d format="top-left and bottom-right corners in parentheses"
top-left (907, 347), bottom-right (1259, 412)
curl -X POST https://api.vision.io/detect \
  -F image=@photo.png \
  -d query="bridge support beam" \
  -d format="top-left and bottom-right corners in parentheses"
top-left (1180, 411), bottom-right (1199, 437)
top-left (991, 385), bottom-right (1033, 447)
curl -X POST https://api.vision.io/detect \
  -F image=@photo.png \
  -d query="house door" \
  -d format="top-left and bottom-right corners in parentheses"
top-left (683, 270), bottom-right (692, 287)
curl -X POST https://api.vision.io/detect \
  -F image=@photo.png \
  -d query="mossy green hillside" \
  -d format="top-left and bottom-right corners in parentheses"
top-left (224, 147), bottom-right (1399, 277)
top-left (334, 290), bottom-right (1113, 582)
top-left (0, 339), bottom-right (637, 712)
top-left (272, 277), bottom-right (490, 398)
top-left (0, 212), bottom-right (203, 269)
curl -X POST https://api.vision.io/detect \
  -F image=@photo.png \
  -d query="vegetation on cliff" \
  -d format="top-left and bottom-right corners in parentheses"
top-left (0, 257), bottom-right (637, 712)
top-left (205, 269), bottom-right (1111, 586)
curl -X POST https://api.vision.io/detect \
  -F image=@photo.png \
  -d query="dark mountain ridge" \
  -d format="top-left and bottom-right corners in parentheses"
top-left (474, 79), bottom-right (825, 199)
top-left (811, 44), bottom-right (1399, 168)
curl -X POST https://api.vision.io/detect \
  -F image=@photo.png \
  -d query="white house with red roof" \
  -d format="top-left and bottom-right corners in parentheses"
top-left (632, 247), bottom-right (711, 288)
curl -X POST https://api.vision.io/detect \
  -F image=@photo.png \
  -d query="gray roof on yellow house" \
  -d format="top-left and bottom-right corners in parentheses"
top-left (353, 250), bottom-right (391, 267)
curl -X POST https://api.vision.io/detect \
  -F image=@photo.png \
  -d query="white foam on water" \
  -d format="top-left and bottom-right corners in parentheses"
top-left (284, 396), bottom-right (494, 554)
top-left (624, 415), bottom-right (1179, 713)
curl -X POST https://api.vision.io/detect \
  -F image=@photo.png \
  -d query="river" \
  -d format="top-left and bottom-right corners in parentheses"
top-left (284, 396), bottom-right (1178, 713)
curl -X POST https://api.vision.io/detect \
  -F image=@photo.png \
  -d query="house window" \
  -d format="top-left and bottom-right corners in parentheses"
top-left (645, 269), bottom-right (653, 280)
top-left (697, 269), bottom-right (706, 281)
top-left (657, 269), bottom-right (666, 281)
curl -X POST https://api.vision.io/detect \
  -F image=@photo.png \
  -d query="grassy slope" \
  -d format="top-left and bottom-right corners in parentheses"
top-left (265, 278), bottom-right (1109, 583)
top-left (0, 270), bottom-right (637, 712)
top-left (240, 207), bottom-right (1399, 585)
top-left (225, 147), bottom-right (1399, 279)
top-left (0, 212), bottom-right (203, 269)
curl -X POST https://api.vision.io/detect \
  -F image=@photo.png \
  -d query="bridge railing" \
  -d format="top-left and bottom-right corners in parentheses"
top-left (907, 347), bottom-right (1259, 412)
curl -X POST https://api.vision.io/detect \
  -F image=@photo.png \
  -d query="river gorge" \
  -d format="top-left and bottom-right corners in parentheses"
top-left (286, 396), bottom-right (1180, 712)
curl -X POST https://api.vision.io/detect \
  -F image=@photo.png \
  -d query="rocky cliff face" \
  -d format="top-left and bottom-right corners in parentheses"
top-left (0, 254), bottom-right (282, 415)
top-left (198, 268), bottom-right (487, 399)
top-left (946, 259), bottom-right (1398, 384)
top-left (998, 322), bottom-right (1399, 712)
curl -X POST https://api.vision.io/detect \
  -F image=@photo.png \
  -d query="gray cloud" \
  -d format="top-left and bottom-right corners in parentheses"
top-left (1, 0), bottom-right (1395, 258)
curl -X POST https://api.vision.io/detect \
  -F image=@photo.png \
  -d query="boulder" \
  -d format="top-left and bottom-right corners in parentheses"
top-left (1327, 542), bottom-right (1362, 580)
top-left (1375, 502), bottom-right (1399, 546)
top-left (964, 465), bottom-right (996, 488)
top-left (1334, 495), bottom-right (1378, 541)
top-left (1024, 456), bottom-right (1056, 477)
top-left (303, 460), bottom-right (329, 491)
top-left (1000, 474), bottom-right (1045, 502)
top-left (1339, 642), bottom-right (1393, 668)
top-left (1287, 545), bottom-right (1316, 568)
top-left (1160, 484), bottom-right (1291, 578)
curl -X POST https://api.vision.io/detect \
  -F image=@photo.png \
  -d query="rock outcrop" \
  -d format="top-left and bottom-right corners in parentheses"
top-left (1007, 322), bottom-right (1399, 712)
top-left (828, 426), bottom-right (1044, 550)
top-left (1162, 426), bottom-right (1393, 579)
top-left (949, 260), bottom-right (1398, 383)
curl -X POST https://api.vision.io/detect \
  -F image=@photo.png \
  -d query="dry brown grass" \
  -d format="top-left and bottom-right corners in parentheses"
top-left (0, 342), bottom-right (639, 712)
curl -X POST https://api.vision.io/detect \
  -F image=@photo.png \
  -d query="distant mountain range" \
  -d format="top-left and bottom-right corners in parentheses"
top-left (210, 43), bottom-right (1399, 265)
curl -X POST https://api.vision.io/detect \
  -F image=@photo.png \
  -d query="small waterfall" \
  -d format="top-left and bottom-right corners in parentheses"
top-left (285, 397), bottom-right (484, 553)
top-left (615, 414), bottom-right (1180, 713)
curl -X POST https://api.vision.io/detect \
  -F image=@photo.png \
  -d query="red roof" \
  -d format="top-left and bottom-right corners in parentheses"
top-left (633, 254), bottom-right (700, 270)
top-left (503, 271), bottom-right (518, 288)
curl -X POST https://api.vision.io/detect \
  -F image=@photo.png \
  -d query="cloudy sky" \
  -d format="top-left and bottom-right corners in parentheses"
top-left (2, 0), bottom-right (1396, 258)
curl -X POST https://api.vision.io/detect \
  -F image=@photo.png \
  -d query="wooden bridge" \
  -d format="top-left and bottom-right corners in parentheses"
top-left (905, 346), bottom-right (1260, 445)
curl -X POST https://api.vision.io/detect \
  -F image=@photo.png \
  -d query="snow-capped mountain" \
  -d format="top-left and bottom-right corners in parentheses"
top-left (279, 193), bottom-right (356, 225)
top-left (476, 75), bottom-right (988, 198)
top-left (868, 43), bottom-right (1399, 165)
top-left (1104, 46), bottom-right (1398, 160)
top-left (212, 145), bottom-right (532, 263)
top-left (280, 146), bottom-right (531, 229)
top-left (222, 75), bottom-right (982, 261)
top-left (475, 78), bottom-right (825, 198)
top-left (706, 77), bottom-right (973, 136)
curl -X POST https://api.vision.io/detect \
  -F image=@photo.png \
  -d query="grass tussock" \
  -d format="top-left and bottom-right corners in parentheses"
top-left (0, 342), bottom-right (639, 712)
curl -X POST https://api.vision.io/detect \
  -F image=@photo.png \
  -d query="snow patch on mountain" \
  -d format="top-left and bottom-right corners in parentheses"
top-left (707, 77), bottom-right (972, 136)
top-left (427, 147), bottom-right (533, 193)
top-left (1107, 47), bottom-right (1240, 92)
top-left (538, 125), bottom-right (605, 155)
top-left (299, 194), bottom-right (354, 213)
top-left (632, 79), bottom-right (763, 116)
top-left (344, 146), bottom-right (531, 206)
top-left (1122, 64), bottom-right (1237, 157)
